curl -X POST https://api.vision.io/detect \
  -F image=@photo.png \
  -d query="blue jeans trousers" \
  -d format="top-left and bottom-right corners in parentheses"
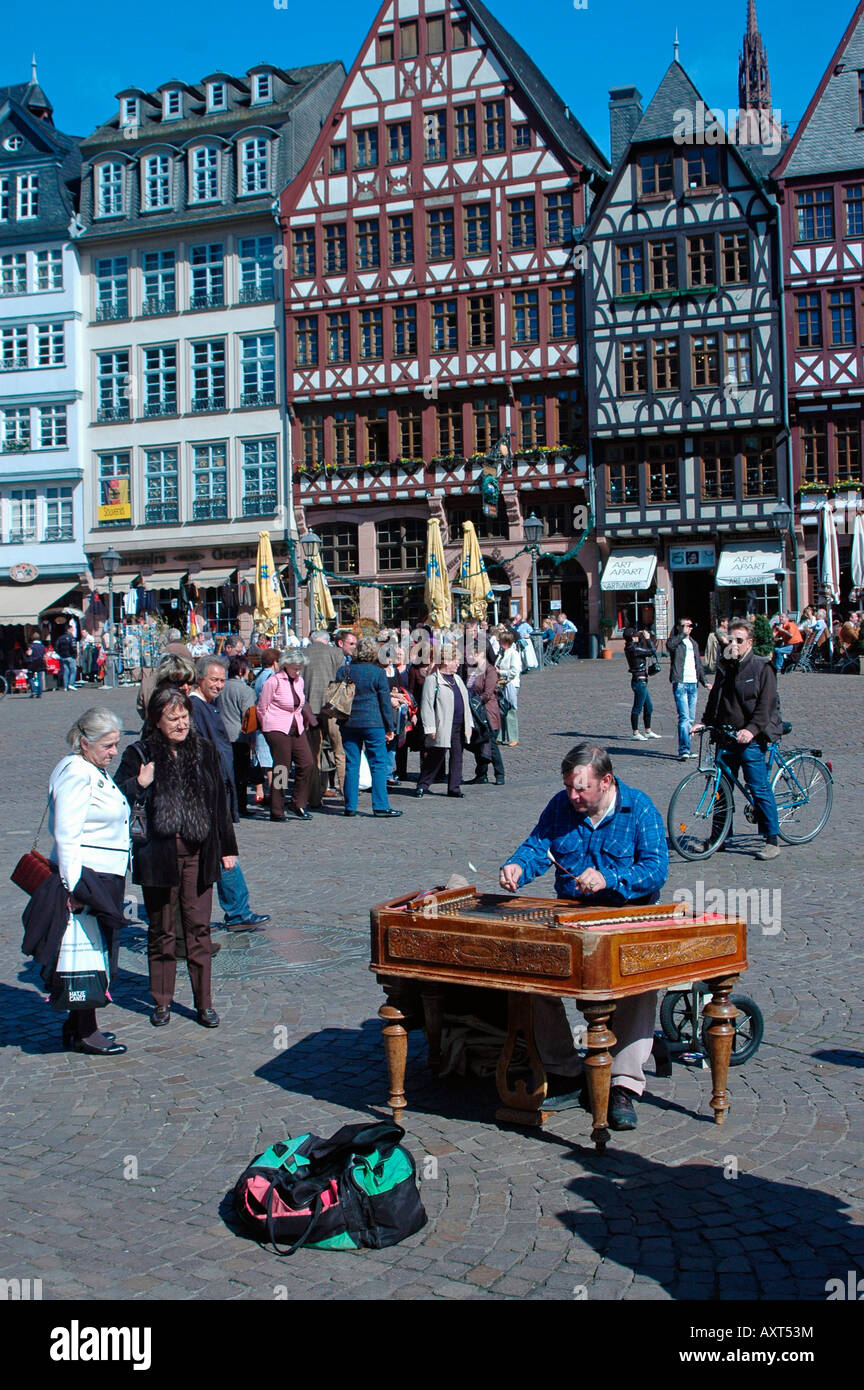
top-left (343, 726), bottom-right (391, 813)
top-left (724, 740), bottom-right (780, 839)
top-left (217, 862), bottom-right (252, 924)
top-left (630, 676), bottom-right (652, 730)
top-left (673, 682), bottom-right (698, 755)
top-left (60, 658), bottom-right (77, 690)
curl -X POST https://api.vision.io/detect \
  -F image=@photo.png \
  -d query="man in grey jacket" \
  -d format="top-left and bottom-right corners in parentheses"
top-left (304, 631), bottom-right (342, 806)
top-left (666, 617), bottom-right (708, 760)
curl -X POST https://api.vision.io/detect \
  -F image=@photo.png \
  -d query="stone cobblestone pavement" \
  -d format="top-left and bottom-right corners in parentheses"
top-left (1, 661), bottom-right (862, 1302)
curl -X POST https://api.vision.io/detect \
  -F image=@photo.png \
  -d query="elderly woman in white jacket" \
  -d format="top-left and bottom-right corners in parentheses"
top-left (496, 632), bottom-right (522, 746)
top-left (48, 708), bottom-right (131, 1054)
top-left (416, 644), bottom-right (473, 798)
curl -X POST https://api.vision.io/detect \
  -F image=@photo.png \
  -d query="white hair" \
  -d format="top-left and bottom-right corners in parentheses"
top-left (66, 707), bottom-right (122, 752)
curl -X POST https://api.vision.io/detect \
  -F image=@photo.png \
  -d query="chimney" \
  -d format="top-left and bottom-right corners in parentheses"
top-left (609, 86), bottom-right (643, 167)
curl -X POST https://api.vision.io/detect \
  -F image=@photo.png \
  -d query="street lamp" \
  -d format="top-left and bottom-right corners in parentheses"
top-left (101, 545), bottom-right (121, 689)
top-left (523, 512), bottom-right (544, 667)
top-left (300, 529), bottom-right (322, 636)
top-left (770, 502), bottom-right (793, 615)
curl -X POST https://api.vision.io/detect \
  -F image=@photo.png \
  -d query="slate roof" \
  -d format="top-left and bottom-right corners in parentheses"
top-left (0, 89), bottom-right (81, 241)
top-left (772, 0), bottom-right (864, 178)
top-left (461, 0), bottom-right (610, 175)
top-left (629, 61), bottom-right (704, 143)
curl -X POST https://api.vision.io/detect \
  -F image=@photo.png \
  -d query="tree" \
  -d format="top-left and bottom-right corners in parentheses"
top-left (752, 613), bottom-right (774, 656)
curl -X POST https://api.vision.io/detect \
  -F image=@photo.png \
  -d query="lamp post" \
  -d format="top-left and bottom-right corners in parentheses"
top-left (101, 545), bottom-right (121, 689)
top-left (770, 501), bottom-right (792, 617)
top-left (299, 529), bottom-right (321, 638)
top-left (523, 512), bottom-right (544, 667)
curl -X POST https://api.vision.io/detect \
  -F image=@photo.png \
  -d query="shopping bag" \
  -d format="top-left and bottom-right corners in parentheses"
top-left (358, 750), bottom-right (372, 791)
top-left (49, 911), bottom-right (109, 1012)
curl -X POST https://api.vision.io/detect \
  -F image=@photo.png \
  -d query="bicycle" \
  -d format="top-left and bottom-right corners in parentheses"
top-left (667, 723), bottom-right (833, 860)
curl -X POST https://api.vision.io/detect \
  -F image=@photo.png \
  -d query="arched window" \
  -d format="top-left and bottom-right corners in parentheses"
top-left (189, 145), bottom-right (220, 204)
top-left (96, 161), bottom-right (124, 218)
top-left (141, 153), bottom-right (173, 211)
top-left (238, 137), bottom-right (271, 196)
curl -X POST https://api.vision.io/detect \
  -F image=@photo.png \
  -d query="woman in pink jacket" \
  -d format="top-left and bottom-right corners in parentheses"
top-left (256, 650), bottom-right (316, 822)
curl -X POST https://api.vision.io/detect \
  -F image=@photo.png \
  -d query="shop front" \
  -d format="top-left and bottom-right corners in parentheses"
top-left (600, 549), bottom-right (658, 634)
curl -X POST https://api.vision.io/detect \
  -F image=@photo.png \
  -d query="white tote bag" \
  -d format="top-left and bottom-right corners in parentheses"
top-left (358, 749), bottom-right (372, 791)
top-left (56, 910), bottom-right (109, 976)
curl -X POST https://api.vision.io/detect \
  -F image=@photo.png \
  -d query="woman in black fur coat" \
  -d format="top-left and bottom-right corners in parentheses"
top-left (115, 686), bottom-right (237, 1030)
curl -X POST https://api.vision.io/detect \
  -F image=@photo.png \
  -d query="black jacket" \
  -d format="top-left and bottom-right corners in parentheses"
top-left (114, 738), bottom-right (237, 894)
top-left (703, 651), bottom-right (783, 743)
top-left (665, 633), bottom-right (707, 686)
top-left (624, 638), bottom-right (658, 679)
top-left (189, 693), bottom-right (238, 821)
top-left (22, 864), bottom-right (126, 988)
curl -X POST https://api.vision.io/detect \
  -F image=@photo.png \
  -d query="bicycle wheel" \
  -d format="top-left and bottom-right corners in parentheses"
top-left (701, 995), bottom-right (764, 1066)
top-left (659, 990), bottom-right (697, 1044)
top-left (771, 753), bottom-right (833, 844)
top-left (0, 674), bottom-right (7, 699)
top-left (667, 771), bottom-right (733, 860)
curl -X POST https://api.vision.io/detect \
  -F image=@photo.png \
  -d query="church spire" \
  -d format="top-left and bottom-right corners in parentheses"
top-left (739, 0), bottom-right (772, 114)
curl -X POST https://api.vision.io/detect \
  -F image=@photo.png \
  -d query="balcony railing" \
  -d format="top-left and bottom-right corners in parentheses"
top-left (191, 394), bottom-right (225, 413)
top-left (239, 283), bottom-right (274, 304)
top-left (8, 531), bottom-right (38, 545)
top-left (96, 301), bottom-right (129, 322)
top-left (0, 280), bottom-right (27, 296)
top-left (192, 499), bottom-right (228, 521)
top-left (96, 405), bottom-right (131, 422)
top-left (145, 505), bottom-right (179, 524)
top-left (43, 527), bottom-right (74, 542)
top-left (242, 492), bottom-right (278, 516)
top-left (142, 295), bottom-right (176, 316)
top-left (240, 390), bottom-right (276, 408)
top-left (189, 292), bottom-right (225, 311)
top-left (1, 440), bottom-right (30, 453)
top-left (0, 356), bottom-right (28, 371)
top-left (143, 400), bottom-right (177, 417)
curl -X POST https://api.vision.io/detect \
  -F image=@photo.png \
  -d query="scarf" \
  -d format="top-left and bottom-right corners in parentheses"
top-left (149, 729), bottom-right (213, 844)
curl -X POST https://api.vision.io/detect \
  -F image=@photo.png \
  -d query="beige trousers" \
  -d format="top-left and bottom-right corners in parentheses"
top-left (532, 991), bottom-right (658, 1096)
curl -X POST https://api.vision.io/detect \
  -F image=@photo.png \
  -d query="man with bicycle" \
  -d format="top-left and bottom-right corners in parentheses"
top-left (693, 617), bottom-right (783, 861)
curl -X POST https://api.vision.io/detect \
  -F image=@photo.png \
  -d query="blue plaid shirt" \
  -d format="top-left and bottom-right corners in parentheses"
top-left (504, 779), bottom-right (669, 905)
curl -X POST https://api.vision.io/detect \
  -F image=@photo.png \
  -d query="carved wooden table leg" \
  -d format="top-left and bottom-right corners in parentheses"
top-left (420, 985), bottom-right (444, 1077)
top-left (379, 984), bottom-right (409, 1125)
top-left (495, 992), bottom-right (549, 1127)
top-left (702, 975), bottom-right (739, 1124)
top-left (579, 999), bottom-right (617, 1152)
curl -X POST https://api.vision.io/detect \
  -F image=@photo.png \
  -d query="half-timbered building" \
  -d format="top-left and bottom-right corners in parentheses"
top-left (281, 0), bottom-right (608, 633)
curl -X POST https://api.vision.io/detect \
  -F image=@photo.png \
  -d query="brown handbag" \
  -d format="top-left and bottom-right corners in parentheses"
top-left (241, 703), bottom-right (258, 734)
top-left (11, 802), bottom-right (53, 896)
top-left (322, 676), bottom-right (355, 721)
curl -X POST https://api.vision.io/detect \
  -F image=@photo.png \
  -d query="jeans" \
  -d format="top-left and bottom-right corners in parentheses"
top-left (217, 862), bottom-right (252, 924)
top-left (28, 670), bottom-right (43, 698)
top-left (343, 726), bottom-right (391, 813)
top-left (723, 740), bottom-right (780, 839)
top-left (673, 682), bottom-right (698, 755)
top-left (630, 676), bottom-right (652, 730)
top-left (60, 657), bottom-right (77, 690)
top-left (773, 645), bottom-right (793, 672)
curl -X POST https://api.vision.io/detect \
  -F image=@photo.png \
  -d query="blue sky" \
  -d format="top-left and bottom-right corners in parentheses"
top-left (3, 0), bottom-right (856, 151)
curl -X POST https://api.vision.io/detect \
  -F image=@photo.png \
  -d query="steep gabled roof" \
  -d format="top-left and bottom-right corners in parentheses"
top-left (461, 0), bottom-right (609, 174)
top-left (772, 0), bottom-right (864, 178)
top-left (629, 61), bottom-right (704, 143)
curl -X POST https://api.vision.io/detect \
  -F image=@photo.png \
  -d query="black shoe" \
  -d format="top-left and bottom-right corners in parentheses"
top-left (150, 1005), bottom-right (171, 1027)
top-left (415, 787), bottom-right (426, 798)
top-left (495, 778), bottom-right (506, 785)
top-left (467, 775), bottom-right (488, 784)
top-left (373, 808), bottom-right (403, 818)
top-left (542, 1074), bottom-right (590, 1112)
top-left (447, 790), bottom-right (464, 798)
top-left (224, 912), bottom-right (270, 930)
top-left (72, 1037), bottom-right (127, 1055)
top-left (286, 804), bottom-right (312, 821)
top-left (269, 813), bottom-right (288, 822)
top-left (608, 1085), bottom-right (638, 1131)
top-left (196, 1008), bottom-right (220, 1028)
top-left (344, 809), bottom-right (358, 816)
top-left (387, 777), bottom-right (401, 787)
top-left (63, 1023), bottom-right (115, 1047)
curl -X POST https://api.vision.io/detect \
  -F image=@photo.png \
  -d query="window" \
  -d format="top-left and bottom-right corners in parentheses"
top-left (431, 299), bottom-right (458, 351)
top-left (721, 232), bottom-right (749, 284)
top-left (685, 148), bottom-right (720, 189)
top-left (39, 404), bottom-right (66, 447)
top-left (366, 407), bottom-right (389, 462)
top-left (1, 406), bottom-right (30, 450)
top-left (801, 422), bottom-right (828, 483)
top-left (331, 411), bottom-right (356, 466)
top-left (437, 402), bottom-right (463, 456)
top-left (483, 101), bottom-right (505, 153)
top-left (795, 292), bottom-right (822, 348)
top-left (637, 152), bottom-right (672, 197)
top-left (330, 144), bottom-right (347, 173)
top-left (190, 146), bottom-right (219, 203)
top-left (240, 334), bottom-right (276, 406)
top-left (400, 22), bottom-right (418, 58)
top-left (242, 438), bottom-right (278, 514)
top-left (301, 413), bottom-right (324, 466)
top-left (687, 235), bottom-right (716, 287)
top-left (95, 256), bottom-right (129, 320)
top-left (508, 197), bottom-right (535, 249)
top-left (464, 202), bottom-right (491, 255)
top-left (829, 290), bottom-right (856, 346)
top-left (0, 253), bottom-right (26, 295)
top-left (556, 389), bottom-right (583, 443)
top-left (35, 249), bottom-right (63, 291)
top-left (190, 243), bottom-right (224, 309)
top-left (239, 138), bottom-right (270, 194)
top-left (448, 501), bottom-right (508, 540)
top-left (44, 486), bottom-right (73, 541)
top-left (844, 184), bottom-right (863, 237)
top-left (473, 398), bottom-right (499, 454)
top-left (724, 331), bottom-right (752, 387)
top-left (389, 213), bottom-right (414, 265)
top-left (646, 442), bottom-right (679, 502)
top-left (359, 309), bottom-right (383, 359)
top-left (324, 223), bottom-right (347, 274)
top-left (0, 177), bottom-right (9, 221)
top-left (392, 304), bottom-right (417, 356)
top-left (701, 435), bottom-right (735, 499)
top-left (513, 123), bottom-right (531, 150)
top-left (835, 417), bottom-right (861, 480)
top-left (606, 442), bottom-right (639, 505)
top-left (355, 218), bottom-right (380, 270)
top-left (1, 325), bottom-right (28, 369)
top-left (468, 295), bottom-right (495, 348)
top-left (649, 240), bottom-right (677, 291)
top-left (453, 20), bottom-right (470, 49)
top-left (253, 74), bottom-right (272, 103)
top-left (144, 447), bottom-right (179, 523)
top-left (97, 453), bottom-right (130, 525)
top-left (378, 34), bottom-right (394, 63)
top-left (143, 344), bottom-right (177, 415)
top-left (36, 323), bottom-right (64, 366)
top-left (512, 290), bottom-right (539, 343)
top-left (190, 339), bottom-right (226, 411)
top-left (326, 312), bottom-right (350, 362)
top-left (295, 316), bottom-right (318, 367)
top-left (207, 82), bottom-right (227, 112)
top-left (795, 188), bottom-right (834, 242)
top-left (319, 521), bottom-right (358, 573)
top-left (397, 405), bottom-right (422, 458)
top-left (17, 174), bottom-right (38, 219)
top-left (96, 162), bottom-right (123, 217)
top-left (427, 207), bottom-right (454, 260)
top-left (97, 351), bottom-right (130, 421)
top-left (142, 250), bottom-right (176, 315)
top-left (616, 243), bottom-right (644, 294)
top-left (424, 110), bottom-right (447, 161)
top-left (454, 106), bottom-right (476, 157)
top-left (163, 89), bottom-right (182, 119)
top-left (427, 16), bottom-right (445, 51)
top-left (549, 286), bottom-right (576, 339)
top-left (377, 519), bottom-right (425, 571)
top-left (619, 340), bottom-right (647, 394)
top-left (545, 192), bottom-right (572, 247)
top-left (518, 392), bottom-right (546, 449)
top-left (388, 121), bottom-right (411, 163)
top-left (9, 489), bottom-right (38, 542)
top-left (742, 433), bottom-right (777, 496)
top-left (192, 442), bottom-right (227, 519)
top-left (122, 97), bottom-right (139, 127)
top-left (355, 128), bottom-right (379, 169)
top-left (652, 338), bottom-right (679, 391)
top-left (239, 235), bottom-right (275, 301)
top-left (691, 334), bottom-right (719, 388)
top-left (142, 154), bottom-right (171, 210)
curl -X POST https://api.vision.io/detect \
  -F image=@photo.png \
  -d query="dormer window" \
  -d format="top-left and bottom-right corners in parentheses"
top-left (142, 154), bottom-right (172, 210)
top-left (208, 81), bottom-right (227, 112)
top-left (252, 73), bottom-right (272, 104)
top-left (239, 137), bottom-right (270, 195)
top-left (163, 89), bottom-right (182, 120)
top-left (96, 162), bottom-right (124, 218)
top-left (121, 97), bottom-right (139, 128)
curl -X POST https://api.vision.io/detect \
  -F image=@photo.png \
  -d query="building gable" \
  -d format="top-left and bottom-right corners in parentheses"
top-left (773, 0), bottom-right (864, 178)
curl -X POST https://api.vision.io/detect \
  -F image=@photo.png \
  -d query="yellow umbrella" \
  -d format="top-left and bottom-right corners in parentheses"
top-left (254, 530), bottom-right (283, 636)
top-left (308, 539), bottom-right (336, 628)
top-left (424, 517), bottom-right (452, 630)
top-left (459, 521), bottom-right (494, 620)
